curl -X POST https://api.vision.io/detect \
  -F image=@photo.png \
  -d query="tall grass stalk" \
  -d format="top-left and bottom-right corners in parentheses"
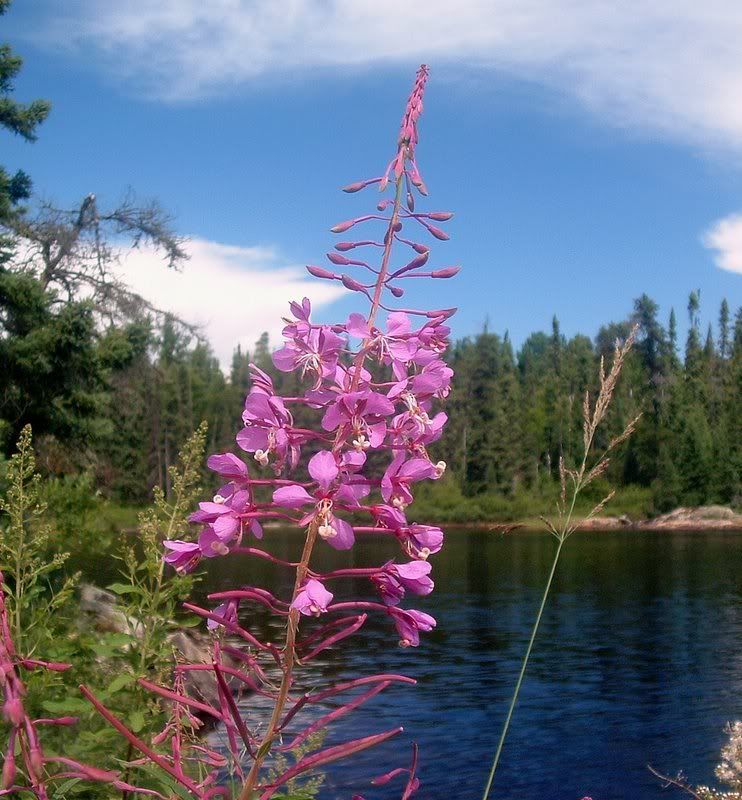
top-left (482, 327), bottom-right (640, 800)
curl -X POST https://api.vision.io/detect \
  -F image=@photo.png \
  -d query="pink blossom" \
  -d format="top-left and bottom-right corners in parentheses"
top-left (388, 608), bottom-right (437, 647)
top-left (291, 580), bottom-right (334, 616)
top-left (373, 561), bottom-right (434, 606)
top-left (163, 540), bottom-right (201, 573)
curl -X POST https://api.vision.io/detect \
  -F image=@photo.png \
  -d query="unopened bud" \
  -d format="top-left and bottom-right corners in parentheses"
top-left (331, 219), bottom-right (356, 234)
top-left (306, 265), bottom-right (337, 280)
top-left (29, 746), bottom-right (43, 776)
top-left (428, 211), bottom-right (453, 221)
top-left (2, 750), bottom-right (15, 789)
top-left (341, 274), bottom-right (366, 293)
top-left (390, 286), bottom-right (405, 298)
top-left (327, 252), bottom-right (351, 265)
top-left (3, 697), bottom-right (23, 726)
top-left (431, 267), bottom-right (460, 279)
top-left (342, 179), bottom-right (371, 193)
top-left (426, 224), bottom-right (449, 241)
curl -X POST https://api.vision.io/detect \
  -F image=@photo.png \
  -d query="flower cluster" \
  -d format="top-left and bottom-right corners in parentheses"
top-left (89, 64), bottom-right (457, 799)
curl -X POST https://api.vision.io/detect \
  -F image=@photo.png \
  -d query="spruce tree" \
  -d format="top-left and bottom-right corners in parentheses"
top-left (0, 0), bottom-right (50, 222)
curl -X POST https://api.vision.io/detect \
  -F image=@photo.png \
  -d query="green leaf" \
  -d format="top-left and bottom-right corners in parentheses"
top-left (133, 763), bottom-right (195, 799)
top-left (42, 697), bottom-right (90, 714)
top-left (107, 582), bottom-right (141, 595)
top-left (102, 632), bottom-right (134, 647)
top-left (108, 673), bottom-right (135, 693)
top-left (51, 778), bottom-right (83, 798)
top-left (177, 616), bottom-right (202, 628)
top-left (129, 709), bottom-right (146, 732)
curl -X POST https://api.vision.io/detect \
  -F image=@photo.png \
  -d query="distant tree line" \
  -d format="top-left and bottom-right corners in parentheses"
top-left (439, 293), bottom-right (741, 511)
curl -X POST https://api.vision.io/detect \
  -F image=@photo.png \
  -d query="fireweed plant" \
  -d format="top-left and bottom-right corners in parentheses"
top-left (77, 65), bottom-right (456, 799)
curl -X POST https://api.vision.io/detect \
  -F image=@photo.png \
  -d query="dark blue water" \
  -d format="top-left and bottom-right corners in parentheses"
top-left (204, 529), bottom-right (742, 800)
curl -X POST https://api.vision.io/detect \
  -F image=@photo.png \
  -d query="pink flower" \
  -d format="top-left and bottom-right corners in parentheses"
top-left (163, 540), bottom-right (201, 574)
top-left (373, 561), bottom-right (434, 606)
top-left (322, 390), bottom-right (395, 451)
top-left (292, 580), bottom-right (333, 617)
top-left (273, 299), bottom-right (344, 387)
top-left (238, 389), bottom-right (302, 470)
top-left (381, 455), bottom-right (437, 509)
top-left (206, 600), bottom-right (239, 631)
top-left (388, 607), bottom-right (436, 647)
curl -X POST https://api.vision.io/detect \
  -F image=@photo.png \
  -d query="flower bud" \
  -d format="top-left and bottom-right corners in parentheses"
top-left (3, 697), bottom-right (23, 726)
top-left (342, 178), bottom-right (377, 193)
top-left (327, 252), bottom-right (351, 265)
top-left (426, 224), bottom-right (449, 241)
top-left (431, 267), bottom-right (460, 279)
top-left (341, 275), bottom-right (367, 293)
top-left (306, 265), bottom-right (337, 280)
top-left (29, 746), bottom-right (43, 776)
top-left (331, 219), bottom-right (356, 233)
top-left (1, 745), bottom-right (15, 789)
top-left (428, 211), bottom-right (453, 221)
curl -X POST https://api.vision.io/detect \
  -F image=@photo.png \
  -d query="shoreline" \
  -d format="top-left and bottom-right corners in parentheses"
top-left (444, 505), bottom-right (742, 533)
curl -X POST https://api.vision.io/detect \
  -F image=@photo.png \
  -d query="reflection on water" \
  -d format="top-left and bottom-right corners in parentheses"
top-left (200, 529), bottom-right (742, 800)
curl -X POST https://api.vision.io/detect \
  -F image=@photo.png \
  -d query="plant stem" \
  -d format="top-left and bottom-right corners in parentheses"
top-left (237, 521), bottom-right (319, 800)
top-left (481, 534), bottom-right (566, 800)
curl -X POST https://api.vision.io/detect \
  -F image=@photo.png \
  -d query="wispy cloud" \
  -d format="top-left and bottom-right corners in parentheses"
top-left (117, 238), bottom-right (344, 366)
top-left (702, 214), bottom-right (742, 275)
top-left (36, 1), bottom-right (742, 150)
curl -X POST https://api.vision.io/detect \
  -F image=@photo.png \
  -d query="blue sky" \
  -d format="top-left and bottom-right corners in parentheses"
top-left (3, 1), bottom-right (741, 365)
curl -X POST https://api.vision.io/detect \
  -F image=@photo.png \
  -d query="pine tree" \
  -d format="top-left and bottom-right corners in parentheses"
top-left (0, 0), bottom-right (50, 222)
top-left (718, 299), bottom-right (730, 359)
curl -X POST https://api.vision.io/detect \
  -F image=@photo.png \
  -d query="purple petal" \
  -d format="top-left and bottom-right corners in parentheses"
top-left (272, 346), bottom-right (297, 372)
top-left (236, 427), bottom-right (269, 453)
top-left (272, 485), bottom-right (314, 508)
top-left (308, 450), bottom-right (339, 489)
top-left (206, 453), bottom-right (248, 480)
top-left (326, 516), bottom-right (355, 550)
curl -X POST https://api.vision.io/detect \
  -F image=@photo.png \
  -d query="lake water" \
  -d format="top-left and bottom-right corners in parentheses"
top-left (201, 529), bottom-right (742, 800)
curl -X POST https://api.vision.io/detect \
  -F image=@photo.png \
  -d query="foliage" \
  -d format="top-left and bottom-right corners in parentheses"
top-left (0, 423), bottom-right (212, 798)
top-left (0, 425), bottom-right (75, 652)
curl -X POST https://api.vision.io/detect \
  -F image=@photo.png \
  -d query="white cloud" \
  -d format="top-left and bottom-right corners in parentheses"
top-left (118, 238), bottom-right (344, 366)
top-left (702, 214), bottom-right (742, 275)
top-left (37, 0), bottom-right (742, 151)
